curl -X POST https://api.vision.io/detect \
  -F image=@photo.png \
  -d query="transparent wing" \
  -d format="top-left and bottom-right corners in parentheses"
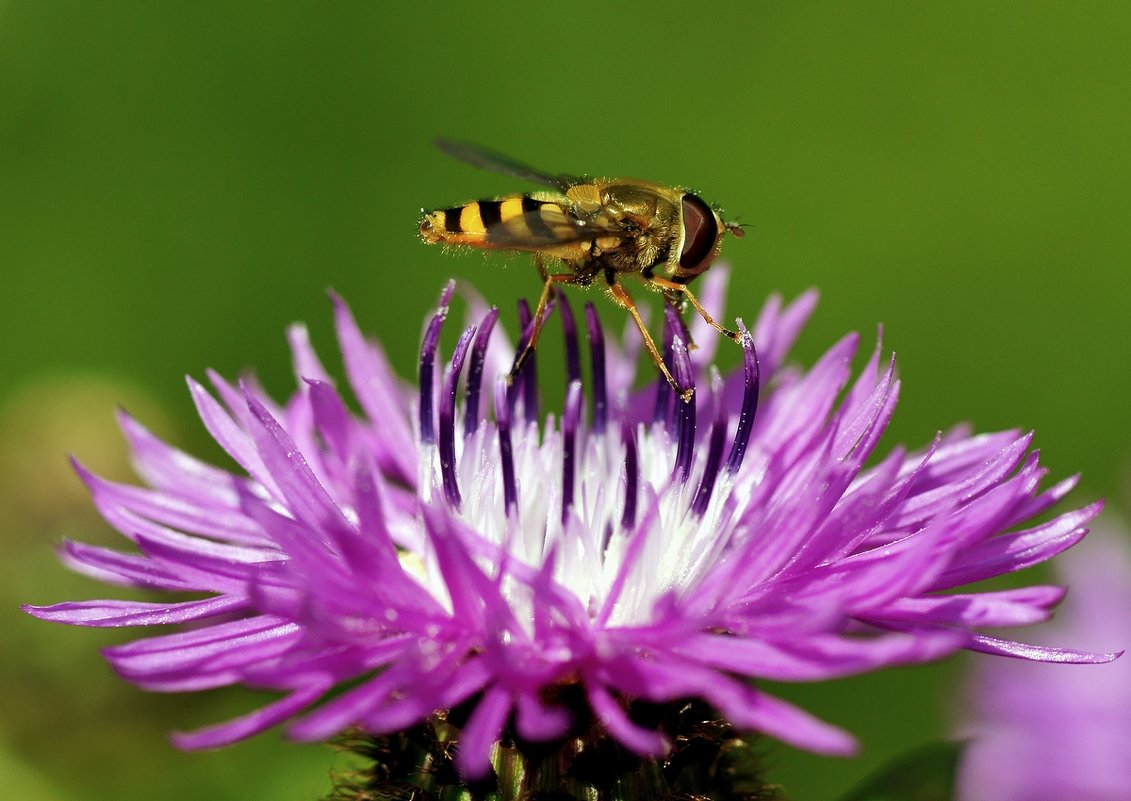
top-left (483, 202), bottom-right (626, 250)
top-left (434, 138), bottom-right (580, 192)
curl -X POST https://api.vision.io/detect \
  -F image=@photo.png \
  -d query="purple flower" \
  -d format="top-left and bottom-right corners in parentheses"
top-left (957, 522), bottom-right (1131, 801)
top-left (24, 270), bottom-right (1112, 779)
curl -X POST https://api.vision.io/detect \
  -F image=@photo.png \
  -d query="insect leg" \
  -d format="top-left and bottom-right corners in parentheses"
top-left (648, 276), bottom-right (739, 341)
top-left (607, 280), bottom-right (693, 402)
top-left (509, 272), bottom-right (578, 382)
top-left (660, 292), bottom-right (699, 352)
top-left (533, 253), bottom-right (549, 283)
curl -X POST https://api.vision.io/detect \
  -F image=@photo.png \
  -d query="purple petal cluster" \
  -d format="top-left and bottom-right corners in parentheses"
top-left (25, 270), bottom-right (1110, 778)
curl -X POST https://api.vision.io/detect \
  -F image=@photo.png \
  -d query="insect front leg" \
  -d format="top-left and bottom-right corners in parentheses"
top-left (660, 289), bottom-right (698, 352)
top-left (509, 272), bottom-right (578, 383)
top-left (648, 276), bottom-right (740, 342)
top-left (607, 278), bottom-right (693, 402)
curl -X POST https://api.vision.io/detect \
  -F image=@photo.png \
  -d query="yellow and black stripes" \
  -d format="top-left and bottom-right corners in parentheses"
top-left (443, 207), bottom-right (462, 235)
top-left (420, 195), bottom-right (572, 248)
top-left (479, 198), bottom-right (503, 231)
top-left (521, 196), bottom-right (555, 241)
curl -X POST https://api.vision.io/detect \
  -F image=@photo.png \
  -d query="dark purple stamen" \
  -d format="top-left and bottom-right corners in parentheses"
top-left (418, 280), bottom-right (455, 445)
top-left (724, 322), bottom-right (760, 475)
top-left (584, 302), bottom-right (607, 434)
top-left (602, 521), bottom-right (614, 552)
top-left (691, 368), bottom-right (728, 516)
top-left (463, 306), bottom-right (499, 439)
top-left (494, 379), bottom-right (518, 513)
top-left (671, 337), bottom-right (696, 483)
top-left (620, 419), bottom-right (638, 530)
top-left (665, 305), bottom-right (688, 430)
top-left (561, 380), bottom-right (582, 524)
top-left (672, 300), bottom-right (695, 349)
top-left (506, 309), bottom-right (532, 415)
top-left (517, 299), bottom-right (540, 426)
top-left (558, 291), bottom-right (582, 386)
top-left (439, 325), bottom-right (476, 510)
top-left (652, 306), bottom-right (680, 425)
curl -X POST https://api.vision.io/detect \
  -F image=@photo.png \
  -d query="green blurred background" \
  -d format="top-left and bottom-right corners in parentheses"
top-left (2, 3), bottom-right (1129, 800)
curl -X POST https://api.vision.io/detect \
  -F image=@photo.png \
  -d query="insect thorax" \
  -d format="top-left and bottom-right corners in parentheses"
top-left (572, 181), bottom-right (682, 278)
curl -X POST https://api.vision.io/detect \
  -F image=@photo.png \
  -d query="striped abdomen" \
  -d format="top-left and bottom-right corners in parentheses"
top-left (419, 195), bottom-right (576, 249)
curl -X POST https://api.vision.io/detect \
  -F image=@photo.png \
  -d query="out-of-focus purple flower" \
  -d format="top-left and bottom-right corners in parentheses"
top-left (957, 523), bottom-right (1131, 801)
top-left (24, 270), bottom-right (1112, 779)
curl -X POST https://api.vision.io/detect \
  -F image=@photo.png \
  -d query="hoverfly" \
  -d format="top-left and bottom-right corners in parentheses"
top-left (419, 139), bottom-right (744, 400)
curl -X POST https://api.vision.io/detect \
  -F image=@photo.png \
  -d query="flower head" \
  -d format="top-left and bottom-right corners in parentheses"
top-left (25, 269), bottom-right (1112, 780)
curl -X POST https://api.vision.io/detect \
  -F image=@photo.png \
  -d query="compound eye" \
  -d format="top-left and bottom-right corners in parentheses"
top-left (679, 193), bottom-right (719, 271)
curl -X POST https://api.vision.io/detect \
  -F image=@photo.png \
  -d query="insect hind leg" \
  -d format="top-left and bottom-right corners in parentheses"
top-left (509, 272), bottom-right (578, 383)
top-left (533, 253), bottom-right (549, 283)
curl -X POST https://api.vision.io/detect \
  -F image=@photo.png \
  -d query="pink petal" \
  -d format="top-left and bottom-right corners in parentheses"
top-left (173, 681), bottom-right (330, 749)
